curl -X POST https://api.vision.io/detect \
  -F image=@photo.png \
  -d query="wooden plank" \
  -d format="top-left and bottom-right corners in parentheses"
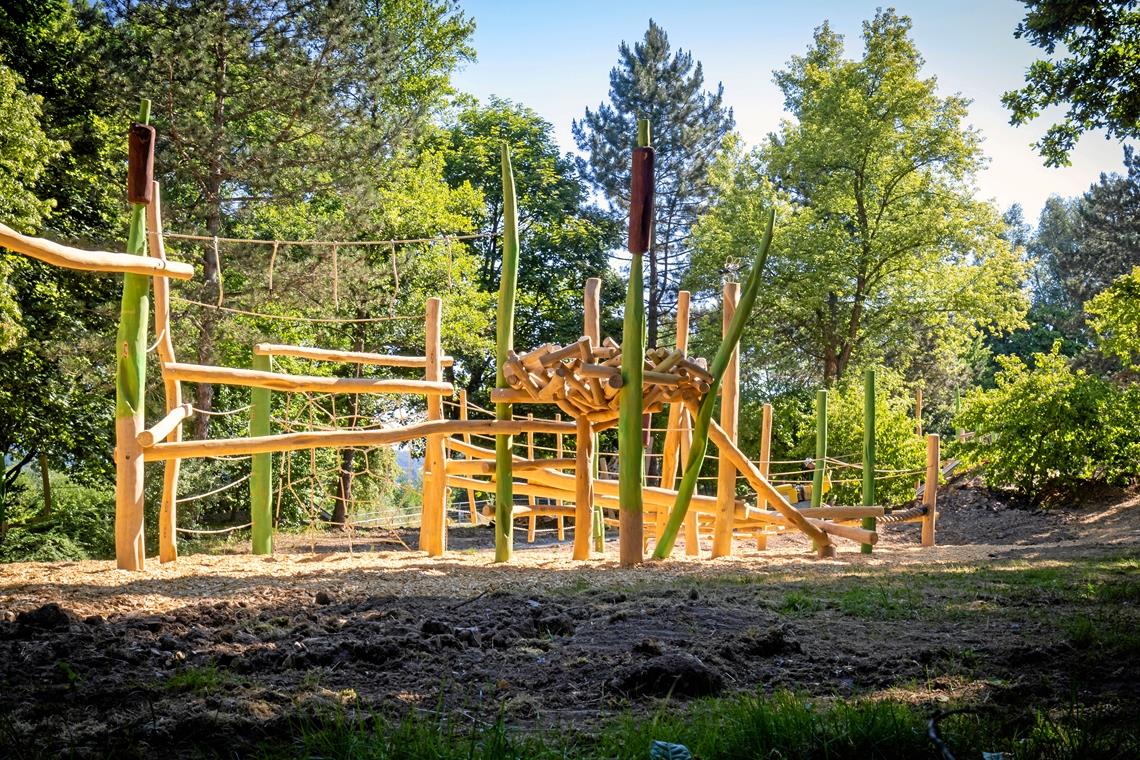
top-left (162, 362), bottom-right (452, 395)
top-left (0, 220), bottom-right (194, 279)
top-left (253, 342), bottom-right (454, 368)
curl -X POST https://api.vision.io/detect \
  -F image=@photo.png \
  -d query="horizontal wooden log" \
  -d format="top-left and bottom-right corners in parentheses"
top-left (137, 403), bottom-right (193, 447)
top-left (807, 518), bottom-right (878, 545)
top-left (579, 363), bottom-right (620, 381)
top-left (643, 370), bottom-right (682, 386)
top-left (0, 221), bottom-right (194, 279)
top-left (446, 457), bottom-right (576, 475)
top-left (144, 418), bottom-right (574, 461)
top-left (491, 387), bottom-right (535, 404)
top-left (796, 506), bottom-right (886, 520)
top-left (252, 343), bottom-right (455, 368)
top-left (162, 362), bottom-right (453, 396)
top-left (540, 337), bottom-right (592, 367)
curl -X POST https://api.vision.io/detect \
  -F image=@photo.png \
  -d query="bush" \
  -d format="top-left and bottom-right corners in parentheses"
top-left (0, 528), bottom-right (87, 563)
top-left (792, 371), bottom-right (925, 507)
top-left (0, 473), bottom-right (114, 562)
top-left (956, 343), bottom-right (1140, 501)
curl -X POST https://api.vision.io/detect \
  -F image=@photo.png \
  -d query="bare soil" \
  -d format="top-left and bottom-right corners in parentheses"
top-left (1, 484), bottom-right (1138, 758)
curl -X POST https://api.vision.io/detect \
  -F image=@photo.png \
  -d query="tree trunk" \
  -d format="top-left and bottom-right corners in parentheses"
top-left (193, 32), bottom-right (228, 441)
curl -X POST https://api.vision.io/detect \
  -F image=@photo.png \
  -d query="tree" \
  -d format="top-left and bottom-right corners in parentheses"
top-left (0, 0), bottom-right (127, 240)
top-left (444, 97), bottom-right (620, 399)
top-left (1087, 265), bottom-right (1140, 367)
top-left (1003, 0), bottom-right (1140, 167)
top-left (0, 60), bottom-right (117, 515)
top-left (691, 11), bottom-right (1027, 388)
top-left (111, 0), bottom-right (476, 436)
top-left (573, 20), bottom-right (734, 347)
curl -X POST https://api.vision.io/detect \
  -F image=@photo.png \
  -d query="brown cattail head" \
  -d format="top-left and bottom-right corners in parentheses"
top-left (628, 146), bottom-right (655, 254)
top-left (128, 123), bottom-right (156, 205)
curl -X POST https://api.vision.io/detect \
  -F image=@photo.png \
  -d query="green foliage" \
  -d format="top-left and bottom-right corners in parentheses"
top-left (445, 97), bottom-right (619, 398)
top-left (254, 689), bottom-right (1139, 760)
top-left (956, 344), bottom-right (1140, 500)
top-left (691, 11), bottom-right (1027, 391)
top-left (1088, 266), bottom-right (1140, 368)
top-left (573, 20), bottom-right (734, 346)
top-left (776, 370), bottom-right (925, 507)
top-left (1003, 1), bottom-right (1140, 167)
top-left (0, 471), bottom-right (115, 562)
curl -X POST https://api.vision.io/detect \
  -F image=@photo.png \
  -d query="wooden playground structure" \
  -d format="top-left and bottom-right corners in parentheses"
top-left (1, 106), bottom-right (939, 571)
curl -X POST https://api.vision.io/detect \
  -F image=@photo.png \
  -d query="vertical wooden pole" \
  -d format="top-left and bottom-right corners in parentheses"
top-left (757, 402), bottom-right (773, 550)
top-left (811, 389), bottom-right (827, 508)
top-left (555, 414), bottom-right (565, 540)
top-left (861, 368), bottom-right (876, 554)
top-left (922, 433), bottom-right (939, 547)
top-left (915, 388), bottom-right (923, 437)
top-left (526, 413), bottom-right (537, 543)
top-left (495, 145), bottom-right (520, 562)
top-left (420, 297), bottom-right (446, 556)
top-left (712, 282), bottom-right (740, 558)
top-left (619, 119), bottom-right (653, 568)
top-left (114, 99), bottom-right (152, 571)
top-left (576, 277), bottom-right (601, 559)
top-left (458, 390), bottom-right (477, 524)
top-left (680, 412), bottom-right (698, 555)
top-left (147, 182), bottom-right (183, 563)
top-left (575, 416), bottom-right (594, 558)
top-left (658, 291), bottom-right (689, 526)
top-left (250, 352), bottom-right (273, 555)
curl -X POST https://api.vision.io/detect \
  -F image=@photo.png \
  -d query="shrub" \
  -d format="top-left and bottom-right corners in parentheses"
top-left (776, 369), bottom-right (925, 507)
top-left (0, 528), bottom-right (87, 563)
top-left (0, 473), bottom-right (114, 562)
top-left (955, 343), bottom-right (1140, 501)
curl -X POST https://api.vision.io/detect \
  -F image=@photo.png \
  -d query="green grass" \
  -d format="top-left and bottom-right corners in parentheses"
top-left (255, 690), bottom-right (1139, 760)
top-left (165, 664), bottom-right (237, 694)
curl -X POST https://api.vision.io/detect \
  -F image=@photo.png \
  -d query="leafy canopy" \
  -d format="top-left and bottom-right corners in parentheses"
top-left (1003, 0), bottom-right (1140, 167)
top-left (690, 10), bottom-right (1027, 388)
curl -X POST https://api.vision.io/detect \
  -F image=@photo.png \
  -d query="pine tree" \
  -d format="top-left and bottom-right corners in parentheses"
top-left (572, 20), bottom-right (733, 347)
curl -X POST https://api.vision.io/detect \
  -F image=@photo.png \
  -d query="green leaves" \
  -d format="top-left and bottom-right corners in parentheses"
top-left (1088, 265), bottom-right (1140, 368)
top-left (691, 9), bottom-right (1027, 389)
top-left (955, 344), bottom-right (1140, 501)
top-left (1003, 1), bottom-right (1140, 167)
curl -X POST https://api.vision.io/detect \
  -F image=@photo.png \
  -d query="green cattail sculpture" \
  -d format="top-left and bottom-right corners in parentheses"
top-left (619, 119), bottom-right (653, 567)
top-left (652, 209), bottom-right (776, 559)
top-left (494, 145), bottom-right (521, 562)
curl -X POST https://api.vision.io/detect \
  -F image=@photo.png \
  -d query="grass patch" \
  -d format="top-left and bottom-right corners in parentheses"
top-left (778, 589), bottom-right (825, 616)
top-left (836, 584), bottom-right (922, 620)
top-left (165, 664), bottom-right (236, 694)
top-left (256, 690), bottom-right (1139, 760)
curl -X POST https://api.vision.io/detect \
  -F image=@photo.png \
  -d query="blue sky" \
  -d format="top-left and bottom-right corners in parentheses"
top-left (452, 0), bottom-right (1132, 224)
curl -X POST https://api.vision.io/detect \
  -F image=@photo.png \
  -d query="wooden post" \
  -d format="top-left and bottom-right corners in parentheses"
top-left (575, 277), bottom-right (601, 559)
top-left (147, 182), bottom-right (183, 563)
top-left (495, 145), bottom-right (520, 562)
top-left (114, 99), bottom-right (152, 571)
top-left (659, 290), bottom-right (689, 543)
top-left (458, 390), bottom-right (478, 524)
top-left (861, 368), bottom-right (876, 554)
top-left (757, 402), bottom-right (773, 550)
top-left (555, 414), bottom-right (565, 540)
top-left (250, 352), bottom-right (273, 554)
top-left (527, 413), bottom-right (537, 543)
top-left (811, 390), bottom-right (827, 509)
top-left (574, 415), bottom-right (594, 558)
top-left (915, 387), bottom-right (923, 437)
top-left (419, 297), bottom-right (446, 556)
top-left (712, 282), bottom-right (740, 558)
top-left (922, 433), bottom-right (939, 546)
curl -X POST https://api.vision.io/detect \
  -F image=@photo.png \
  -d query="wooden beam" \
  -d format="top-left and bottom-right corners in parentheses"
top-left (713, 282), bottom-right (740, 558)
top-left (421, 297), bottom-right (447, 556)
top-left (146, 182), bottom-right (182, 564)
top-left (253, 342), bottom-right (455, 368)
top-left (136, 403), bottom-right (193, 447)
top-left (144, 418), bottom-right (574, 461)
top-left (0, 221), bottom-right (195, 280)
top-left (161, 362), bottom-right (452, 395)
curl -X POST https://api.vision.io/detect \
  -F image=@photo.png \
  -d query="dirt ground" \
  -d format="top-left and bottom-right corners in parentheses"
top-left (1, 483), bottom-right (1138, 758)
